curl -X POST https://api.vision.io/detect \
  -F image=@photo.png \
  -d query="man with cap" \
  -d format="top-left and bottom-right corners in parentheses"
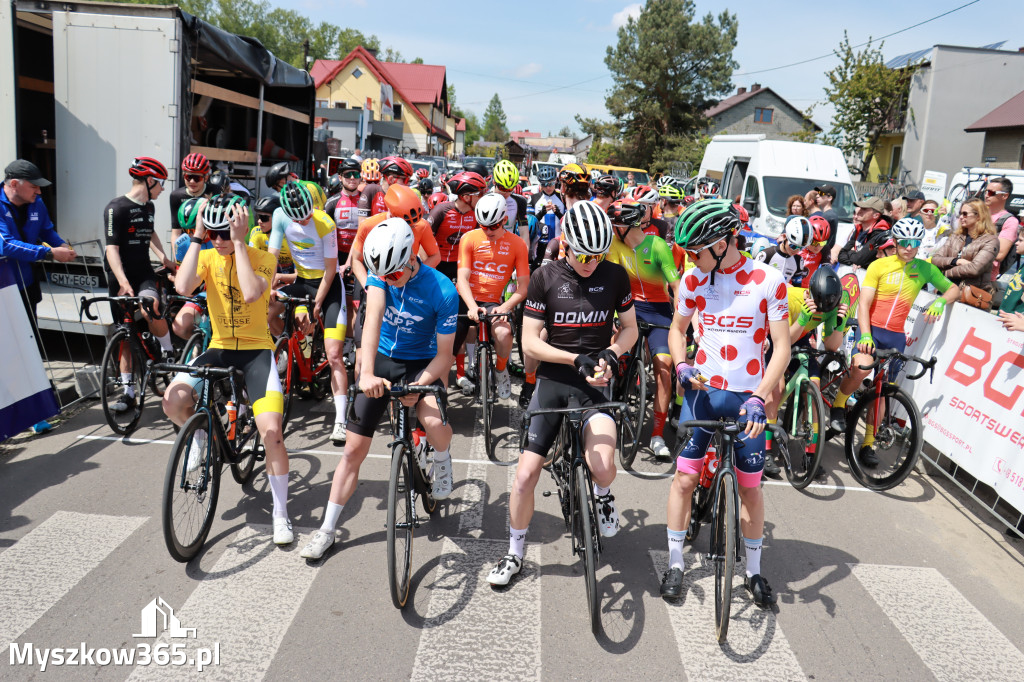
top-left (0, 159), bottom-right (76, 325)
top-left (903, 190), bottom-right (926, 222)
top-left (811, 184), bottom-right (840, 259)
top-left (835, 196), bottom-right (890, 277)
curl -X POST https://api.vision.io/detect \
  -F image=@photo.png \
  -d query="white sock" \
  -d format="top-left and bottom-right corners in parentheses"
top-left (509, 526), bottom-right (528, 559)
top-left (433, 447), bottom-right (450, 463)
top-left (594, 483), bottom-right (610, 498)
top-left (121, 373), bottom-right (135, 397)
top-left (320, 501), bottom-right (344, 533)
top-left (668, 529), bottom-right (686, 571)
top-left (268, 473), bottom-right (289, 519)
top-left (156, 331), bottom-right (174, 351)
top-left (334, 393), bottom-right (347, 424)
top-left (744, 536), bottom-right (763, 577)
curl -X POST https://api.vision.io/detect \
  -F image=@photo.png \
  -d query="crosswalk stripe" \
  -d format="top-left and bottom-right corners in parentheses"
top-left (0, 511), bottom-right (147, 646)
top-left (410, 538), bottom-right (540, 681)
top-left (457, 418), bottom-right (488, 536)
top-left (649, 550), bottom-right (805, 679)
top-left (850, 563), bottom-right (1024, 681)
top-left (126, 525), bottom-right (321, 681)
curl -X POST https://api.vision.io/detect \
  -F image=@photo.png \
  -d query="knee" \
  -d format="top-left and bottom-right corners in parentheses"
top-left (513, 461), bottom-right (542, 495)
top-left (737, 484), bottom-right (762, 504)
top-left (673, 471), bottom-right (697, 496)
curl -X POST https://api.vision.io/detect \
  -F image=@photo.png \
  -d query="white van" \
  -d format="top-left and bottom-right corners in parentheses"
top-left (698, 134), bottom-right (856, 241)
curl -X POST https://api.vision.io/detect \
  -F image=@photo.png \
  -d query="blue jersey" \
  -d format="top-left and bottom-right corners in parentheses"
top-left (367, 262), bottom-right (458, 360)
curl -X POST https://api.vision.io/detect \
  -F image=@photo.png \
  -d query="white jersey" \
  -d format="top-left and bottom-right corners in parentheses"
top-left (677, 255), bottom-right (788, 393)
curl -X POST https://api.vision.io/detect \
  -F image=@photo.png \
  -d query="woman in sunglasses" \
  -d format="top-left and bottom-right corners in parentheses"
top-left (930, 198), bottom-right (999, 293)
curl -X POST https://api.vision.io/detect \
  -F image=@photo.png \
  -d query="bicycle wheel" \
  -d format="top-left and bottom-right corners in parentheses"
top-left (683, 430), bottom-right (719, 542)
top-left (309, 329), bottom-right (331, 400)
top-left (179, 330), bottom-right (205, 364)
top-left (479, 345), bottom-right (495, 460)
top-left (100, 329), bottom-right (146, 435)
top-left (618, 351), bottom-right (647, 467)
top-left (386, 444), bottom-right (414, 609)
top-left (781, 379), bottom-right (825, 490)
top-left (845, 384), bottom-right (922, 491)
top-left (273, 337), bottom-right (294, 430)
top-left (229, 407), bottom-right (261, 485)
top-left (576, 468), bottom-right (600, 634)
top-left (162, 411), bottom-right (220, 562)
top-left (712, 470), bottom-right (738, 643)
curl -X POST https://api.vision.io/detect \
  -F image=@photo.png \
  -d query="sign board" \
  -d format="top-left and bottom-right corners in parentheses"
top-left (49, 271), bottom-right (101, 289)
top-left (920, 171), bottom-right (947, 202)
top-left (379, 83), bottom-right (394, 119)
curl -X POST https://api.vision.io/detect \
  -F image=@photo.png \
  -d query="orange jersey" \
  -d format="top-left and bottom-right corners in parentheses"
top-left (352, 213), bottom-right (440, 259)
top-left (458, 228), bottom-right (530, 303)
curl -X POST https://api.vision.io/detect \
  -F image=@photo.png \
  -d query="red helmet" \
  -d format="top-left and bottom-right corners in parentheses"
top-left (415, 168), bottom-right (430, 179)
top-left (129, 157), bottom-right (168, 181)
top-left (427, 191), bottom-right (448, 210)
top-left (808, 214), bottom-right (831, 242)
top-left (379, 156), bottom-right (413, 179)
top-left (630, 185), bottom-right (659, 204)
top-left (447, 171), bottom-right (487, 196)
top-left (733, 203), bottom-right (750, 223)
top-left (181, 152), bottom-right (210, 175)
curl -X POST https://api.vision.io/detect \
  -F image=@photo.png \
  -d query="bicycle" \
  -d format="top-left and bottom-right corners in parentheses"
top-left (156, 362), bottom-right (263, 562)
top-left (274, 292), bottom-right (332, 430)
top-left (774, 346), bottom-right (836, 489)
top-left (464, 310), bottom-right (522, 463)
top-left (680, 418), bottom-right (786, 643)
top-left (617, 319), bottom-right (672, 467)
top-left (876, 169), bottom-right (917, 204)
top-left (351, 383), bottom-right (446, 609)
top-left (169, 294), bottom-right (211, 364)
top-left (528, 394), bottom-right (625, 634)
top-left (80, 294), bottom-right (175, 435)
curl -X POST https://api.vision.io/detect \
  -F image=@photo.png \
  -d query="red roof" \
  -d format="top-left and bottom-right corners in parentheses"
top-left (966, 89), bottom-right (1024, 131)
top-left (381, 62), bottom-right (447, 107)
top-left (510, 130), bottom-right (541, 138)
top-left (705, 86), bottom-right (766, 118)
top-left (456, 118), bottom-right (466, 132)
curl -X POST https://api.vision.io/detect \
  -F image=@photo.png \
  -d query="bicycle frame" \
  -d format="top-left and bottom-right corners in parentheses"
top-left (276, 293), bottom-right (331, 386)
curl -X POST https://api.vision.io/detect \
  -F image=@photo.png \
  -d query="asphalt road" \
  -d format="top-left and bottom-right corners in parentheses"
top-left (2, 387), bottom-right (1023, 681)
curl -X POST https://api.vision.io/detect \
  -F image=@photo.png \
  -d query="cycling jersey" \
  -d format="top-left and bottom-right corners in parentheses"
top-left (529, 191), bottom-right (565, 253)
top-left (248, 228), bottom-right (293, 270)
top-left (647, 217), bottom-right (671, 241)
top-left (786, 286), bottom-right (847, 340)
top-left (356, 183), bottom-right (387, 220)
top-left (862, 255), bottom-right (953, 333)
top-left (168, 184), bottom-right (206, 234)
top-left (174, 232), bottom-right (213, 264)
top-left (268, 208), bottom-right (337, 279)
top-left (677, 255), bottom-right (788, 393)
top-left (197, 245), bottom-right (277, 351)
top-left (754, 245), bottom-right (802, 284)
top-left (351, 213), bottom-right (440, 262)
top-left (366, 262), bottom-right (458, 360)
top-left (325, 191), bottom-right (361, 254)
top-left (606, 233), bottom-right (679, 303)
top-left (103, 195), bottom-right (157, 283)
top-left (457, 228), bottom-right (530, 303)
top-left (427, 201), bottom-right (479, 263)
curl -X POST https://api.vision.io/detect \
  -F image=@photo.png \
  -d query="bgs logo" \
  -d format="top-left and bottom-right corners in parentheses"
top-left (701, 313), bottom-right (754, 329)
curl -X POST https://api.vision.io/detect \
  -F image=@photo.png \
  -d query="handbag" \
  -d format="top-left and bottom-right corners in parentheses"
top-left (959, 283), bottom-right (993, 310)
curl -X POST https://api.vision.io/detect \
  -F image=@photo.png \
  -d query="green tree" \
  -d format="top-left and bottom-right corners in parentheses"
top-left (482, 93), bottom-right (508, 142)
top-left (819, 32), bottom-right (917, 179)
top-left (557, 125), bottom-right (573, 138)
top-left (462, 112), bottom-right (483, 147)
top-left (650, 132), bottom-right (711, 176)
top-left (604, 0), bottom-right (738, 167)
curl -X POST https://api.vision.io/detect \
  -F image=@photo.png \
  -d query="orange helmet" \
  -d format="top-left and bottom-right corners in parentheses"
top-left (384, 184), bottom-right (424, 223)
top-left (361, 158), bottom-right (381, 183)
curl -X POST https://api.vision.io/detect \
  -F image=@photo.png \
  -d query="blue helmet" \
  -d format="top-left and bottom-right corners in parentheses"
top-left (536, 166), bottom-right (557, 183)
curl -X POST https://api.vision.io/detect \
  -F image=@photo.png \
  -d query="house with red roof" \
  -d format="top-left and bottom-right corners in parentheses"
top-left (705, 83), bottom-right (820, 141)
top-left (966, 89), bottom-right (1024, 169)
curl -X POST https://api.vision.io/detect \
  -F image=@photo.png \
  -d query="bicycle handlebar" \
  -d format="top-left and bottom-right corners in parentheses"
top-left (857, 348), bottom-right (936, 381)
top-left (150, 363), bottom-right (243, 379)
top-left (350, 383), bottom-right (449, 425)
top-left (274, 292), bottom-right (316, 307)
top-left (79, 294), bottom-right (155, 321)
top-left (682, 419), bottom-right (788, 443)
top-left (166, 293), bottom-right (206, 307)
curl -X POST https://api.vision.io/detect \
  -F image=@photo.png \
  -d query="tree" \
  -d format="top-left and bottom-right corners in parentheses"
top-left (482, 94), bottom-right (508, 142)
top-left (557, 125), bottom-right (573, 138)
top-left (604, 0), bottom-right (738, 167)
top-left (819, 32), bottom-right (917, 179)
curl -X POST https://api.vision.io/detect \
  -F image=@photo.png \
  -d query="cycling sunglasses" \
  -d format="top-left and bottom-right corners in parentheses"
top-left (342, 171), bottom-right (360, 179)
top-left (184, 173), bottom-right (206, 183)
top-left (813, 239), bottom-right (828, 247)
top-left (384, 263), bottom-right (412, 283)
top-left (573, 252), bottom-right (605, 265)
top-left (897, 238), bottom-right (922, 248)
top-left (207, 228), bottom-right (231, 240)
top-left (540, 180), bottom-right (556, 187)
top-left (256, 213), bottom-right (272, 222)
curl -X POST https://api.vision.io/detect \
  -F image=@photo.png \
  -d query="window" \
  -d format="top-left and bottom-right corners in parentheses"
top-left (352, 67), bottom-right (362, 79)
top-left (754, 107), bottom-right (774, 124)
top-left (334, 101), bottom-right (347, 109)
top-left (393, 103), bottom-right (402, 120)
top-left (889, 146), bottom-right (902, 181)
top-left (315, 99), bottom-right (328, 108)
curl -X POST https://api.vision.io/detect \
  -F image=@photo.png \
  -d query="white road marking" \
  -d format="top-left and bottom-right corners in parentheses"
top-left (410, 537), bottom-right (540, 681)
top-left (0, 511), bottom-right (146, 646)
top-left (850, 563), bottom-right (1024, 681)
top-left (650, 550), bottom-right (805, 680)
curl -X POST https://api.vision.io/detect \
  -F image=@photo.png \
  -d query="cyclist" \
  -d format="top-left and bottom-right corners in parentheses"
top-left (828, 218), bottom-right (959, 465)
top-left (169, 152), bottom-right (210, 245)
top-left (163, 195), bottom-right (295, 545)
top-left (660, 199), bottom-right (790, 608)
top-left (492, 159), bottom-right (528, 236)
top-left (487, 200), bottom-right (637, 586)
top-left (527, 165), bottom-right (565, 264)
top-left (358, 156), bottom-right (412, 220)
top-left (799, 214), bottom-right (832, 281)
top-left (755, 215), bottom-right (812, 284)
top-left (265, 161), bottom-right (297, 195)
top-left (538, 163), bottom-right (592, 265)
top-left (103, 157), bottom-right (178, 411)
top-left (325, 158), bottom-right (362, 267)
top-left (325, 173), bottom-right (342, 199)
top-left (248, 195), bottom-right (293, 273)
top-left (359, 158), bottom-right (381, 193)
top-left (591, 174), bottom-right (619, 212)
top-left (606, 200), bottom-right (680, 460)
top-left (455, 193), bottom-right (531, 400)
top-left (658, 182), bottom-right (685, 223)
top-left (269, 181), bottom-right (349, 445)
top-left (300, 219), bottom-right (458, 560)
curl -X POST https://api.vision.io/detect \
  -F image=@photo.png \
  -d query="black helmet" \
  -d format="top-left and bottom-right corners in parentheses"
top-left (327, 173), bottom-right (343, 196)
top-left (809, 267), bottom-right (843, 313)
top-left (340, 157), bottom-right (362, 174)
top-left (463, 161), bottom-right (488, 178)
top-left (265, 161), bottom-right (291, 189)
top-left (592, 174), bottom-right (618, 197)
top-left (416, 177), bottom-right (434, 196)
top-left (254, 194), bottom-right (280, 215)
top-left (207, 169), bottom-right (231, 196)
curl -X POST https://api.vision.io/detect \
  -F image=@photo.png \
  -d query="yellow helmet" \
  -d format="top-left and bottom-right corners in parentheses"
top-left (492, 159), bottom-right (519, 190)
top-left (302, 180), bottom-right (326, 211)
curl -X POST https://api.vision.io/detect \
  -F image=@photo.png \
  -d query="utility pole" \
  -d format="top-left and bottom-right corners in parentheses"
top-left (303, 39), bottom-right (310, 71)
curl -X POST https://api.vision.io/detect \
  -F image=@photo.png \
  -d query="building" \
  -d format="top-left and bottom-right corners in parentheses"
top-left (965, 89), bottom-right (1024, 169)
top-left (454, 118), bottom-right (466, 157)
top-left (868, 43), bottom-right (1024, 184)
top-left (705, 84), bottom-right (820, 140)
top-left (311, 47), bottom-right (456, 157)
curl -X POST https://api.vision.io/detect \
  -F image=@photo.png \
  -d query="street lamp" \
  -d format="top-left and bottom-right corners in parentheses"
top-left (303, 39), bottom-right (311, 71)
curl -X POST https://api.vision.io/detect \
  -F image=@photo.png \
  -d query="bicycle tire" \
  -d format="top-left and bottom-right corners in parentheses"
top-left (480, 345), bottom-right (495, 461)
top-left (712, 469), bottom-right (737, 643)
top-left (179, 330), bottom-right (205, 365)
top-left (618, 352), bottom-right (645, 467)
top-left (782, 379), bottom-right (825, 490)
top-left (100, 329), bottom-right (145, 435)
top-left (577, 468), bottom-right (600, 634)
top-left (845, 384), bottom-right (922, 491)
top-left (273, 337), bottom-right (294, 430)
top-left (309, 330), bottom-right (331, 401)
top-left (162, 411), bottom-right (220, 562)
top-left (229, 409), bottom-right (261, 485)
top-left (386, 443), bottom-right (415, 609)
top-left (683, 429), bottom-right (720, 542)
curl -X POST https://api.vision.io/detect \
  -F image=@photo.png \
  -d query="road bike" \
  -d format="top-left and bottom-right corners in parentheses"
top-left (775, 346), bottom-right (835, 489)
top-left (170, 294), bottom-right (212, 364)
top-left (617, 319), bottom-right (673, 467)
top-left (157, 362), bottom-right (263, 562)
top-left (274, 292), bottom-right (332, 430)
top-left (465, 310), bottom-right (522, 463)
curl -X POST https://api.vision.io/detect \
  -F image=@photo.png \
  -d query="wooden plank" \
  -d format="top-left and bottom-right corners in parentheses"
top-left (191, 80), bottom-right (310, 124)
top-left (18, 76), bottom-right (54, 94)
top-left (190, 146), bottom-right (257, 163)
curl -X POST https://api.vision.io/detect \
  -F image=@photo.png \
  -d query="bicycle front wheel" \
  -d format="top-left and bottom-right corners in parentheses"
top-left (479, 345), bottom-right (495, 460)
top-left (782, 379), bottom-right (825, 490)
top-left (386, 444), bottom-right (415, 609)
top-left (846, 385), bottom-right (922, 491)
top-left (576, 468), bottom-right (600, 634)
top-left (162, 411), bottom-right (220, 562)
top-left (273, 337), bottom-right (294, 431)
top-left (712, 470), bottom-right (738, 643)
top-left (179, 330), bottom-right (205, 365)
top-left (100, 329), bottom-right (145, 435)
top-left (618, 350), bottom-right (648, 468)
top-left (229, 408), bottom-right (262, 485)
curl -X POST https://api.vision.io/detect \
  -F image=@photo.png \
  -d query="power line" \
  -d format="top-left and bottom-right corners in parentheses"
top-left (447, 67), bottom-right (607, 94)
top-left (459, 74), bottom-right (611, 107)
top-left (732, 0), bottom-right (982, 76)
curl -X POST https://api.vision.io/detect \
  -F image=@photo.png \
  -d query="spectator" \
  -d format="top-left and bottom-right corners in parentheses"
top-left (902, 190), bottom-right (926, 221)
top-left (931, 198), bottom-right (999, 293)
top-left (997, 228), bottom-right (1024, 330)
top-left (834, 196), bottom-right (890, 276)
top-left (811, 183), bottom-right (839, 257)
top-left (918, 199), bottom-right (949, 260)
top-left (351, 148), bottom-right (364, 163)
top-left (786, 194), bottom-right (809, 217)
top-left (889, 198), bottom-right (907, 223)
top-left (985, 176), bottom-right (1019, 280)
top-left (804, 189), bottom-right (818, 213)
top-left (625, 171), bottom-right (636, 189)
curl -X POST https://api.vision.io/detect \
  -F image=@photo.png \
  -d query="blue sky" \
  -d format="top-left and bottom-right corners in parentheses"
top-left (279, 0), bottom-right (1022, 136)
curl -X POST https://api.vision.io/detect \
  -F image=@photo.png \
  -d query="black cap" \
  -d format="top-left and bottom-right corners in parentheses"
top-left (814, 184), bottom-right (836, 199)
top-left (4, 159), bottom-right (51, 187)
top-left (902, 190), bottom-right (925, 201)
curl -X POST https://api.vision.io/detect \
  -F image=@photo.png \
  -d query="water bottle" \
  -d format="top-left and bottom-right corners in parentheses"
top-left (699, 445), bottom-right (719, 488)
top-left (412, 427), bottom-right (428, 472)
top-left (226, 401), bottom-right (237, 440)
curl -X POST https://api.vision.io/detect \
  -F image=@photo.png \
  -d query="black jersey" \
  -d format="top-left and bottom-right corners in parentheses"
top-left (524, 259), bottom-right (633, 381)
top-left (356, 183), bottom-right (386, 220)
top-left (103, 195), bottom-right (156, 280)
top-left (168, 185), bottom-right (206, 233)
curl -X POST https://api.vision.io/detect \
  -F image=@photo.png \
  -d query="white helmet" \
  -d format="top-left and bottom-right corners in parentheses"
top-left (563, 200), bottom-right (613, 256)
top-left (475, 192), bottom-right (508, 228)
top-left (784, 215), bottom-right (813, 249)
top-left (363, 218), bottom-right (414, 278)
top-left (891, 217), bottom-right (925, 241)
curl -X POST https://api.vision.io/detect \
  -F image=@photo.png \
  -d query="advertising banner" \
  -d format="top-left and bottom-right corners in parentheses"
top-left (920, 171), bottom-right (947, 202)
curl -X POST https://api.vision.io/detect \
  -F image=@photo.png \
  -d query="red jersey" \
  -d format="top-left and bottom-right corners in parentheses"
top-left (427, 201), bottom-right (479, 263)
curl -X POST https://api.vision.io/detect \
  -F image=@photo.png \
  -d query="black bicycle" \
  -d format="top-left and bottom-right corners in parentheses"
top-left (617, 319), bottom-right (673, 467)
top-left (169, 294), bottom-right (211, 365)
top-left (529, 394), bottom-right (625, 634)
top-left (156, 362), bottom-right (263, 562)
top-left (467, 311), bottom-right (522, 463)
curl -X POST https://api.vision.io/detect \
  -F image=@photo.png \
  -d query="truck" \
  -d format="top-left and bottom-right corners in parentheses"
top-left (1, 0), bottom-right (314, 333)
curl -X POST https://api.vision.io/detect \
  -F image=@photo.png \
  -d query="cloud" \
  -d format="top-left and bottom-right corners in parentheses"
top-left (513, 62), bottom-right (543, 79)
top-left (611, 3), bottom-right (642, 29)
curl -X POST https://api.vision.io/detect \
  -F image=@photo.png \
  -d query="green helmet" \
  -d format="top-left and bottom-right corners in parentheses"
top-left (659, 184), bottom-right (684, 201)
top-left (280, 181), bottom-right (313, 221)
top-left (177, 197), bottom-right (202, 233)
top-left (674, 199), bottom-right (742, 249)
top-left (492, 159), bottom-right (519, 190)
top-left (201, 194), bottom-right (245, 230)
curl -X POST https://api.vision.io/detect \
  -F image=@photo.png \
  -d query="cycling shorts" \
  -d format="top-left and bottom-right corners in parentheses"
top-left (281, 276), bottom-right (347, 341)
top-left (871, 326), bottom-right (907, 382)
top-left (347, 353), bottom-right (444, 438)
top-left (107, 276), bottom-right (160, 322)
top-left (675, 387), bottom-right (766, 488)
top-left (172, 348), bottom-right (283, 417)
top-left (182, 291), bottom-right (208, 316)
top-left (634, 301), bottom-right (673, 357)
top-left (522, 376), bottom-right (615, 458)
top-left (454, 302), bottom-right (502, 353)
